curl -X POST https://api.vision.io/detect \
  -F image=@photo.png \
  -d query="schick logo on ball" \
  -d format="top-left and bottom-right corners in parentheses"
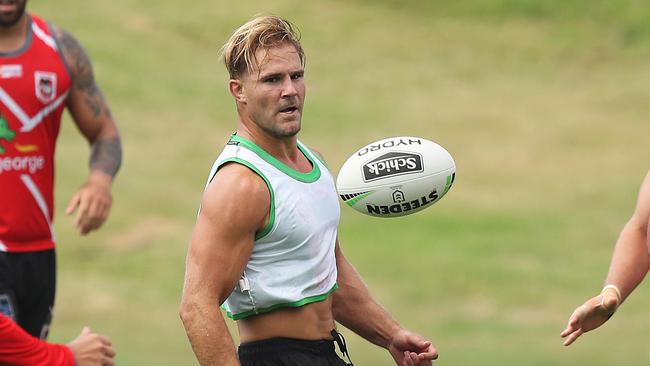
top-left (362, 152), bottom-right (423, 182)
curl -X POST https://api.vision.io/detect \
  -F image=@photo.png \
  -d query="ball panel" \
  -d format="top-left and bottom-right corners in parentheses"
top-left (339, 168), bottom-right (455, 217)
top-left (337, 168), bottom-right (455, 192)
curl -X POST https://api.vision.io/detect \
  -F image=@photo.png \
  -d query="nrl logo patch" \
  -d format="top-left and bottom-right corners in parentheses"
top-left (34, 71), bottom-right (57, 104)
top-left (0, 64), bottom-right (22, 79)
top-left (392, 189), bottom-right (405, 203)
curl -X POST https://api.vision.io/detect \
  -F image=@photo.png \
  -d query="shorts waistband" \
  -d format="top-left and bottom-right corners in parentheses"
top-left (238, 336), bottom-right (336, 356)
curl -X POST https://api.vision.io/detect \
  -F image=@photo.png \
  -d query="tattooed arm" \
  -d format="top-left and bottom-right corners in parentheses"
top-left (54, 26), bottom-right (122, 235)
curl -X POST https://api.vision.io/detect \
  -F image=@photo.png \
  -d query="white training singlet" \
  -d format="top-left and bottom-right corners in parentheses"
top-left (205, 134), bottom-right (340, 320)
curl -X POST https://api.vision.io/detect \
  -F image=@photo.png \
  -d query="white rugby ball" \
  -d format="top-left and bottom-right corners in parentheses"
top-left (336, 136), bottom-right (455, 217)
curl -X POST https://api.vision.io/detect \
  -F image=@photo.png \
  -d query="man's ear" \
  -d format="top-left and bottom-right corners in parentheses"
top-left (229, 79), bottom-right (246, 102)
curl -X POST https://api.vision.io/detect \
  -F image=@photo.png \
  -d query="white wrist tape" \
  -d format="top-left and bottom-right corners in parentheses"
top-left (602, 284), bottom-right (622, 302)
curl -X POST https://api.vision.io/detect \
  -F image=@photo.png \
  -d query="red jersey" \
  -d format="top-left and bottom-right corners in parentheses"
top-left (0, 314), bottom-right (74, 366)
top-left (0, 14), bottom-right (71, 252)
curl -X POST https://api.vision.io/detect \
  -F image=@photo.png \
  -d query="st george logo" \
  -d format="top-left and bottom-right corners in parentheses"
top-left (0, 114), bottom-right (16, 154)
top-left (34, 71), bottom-right (57, 104)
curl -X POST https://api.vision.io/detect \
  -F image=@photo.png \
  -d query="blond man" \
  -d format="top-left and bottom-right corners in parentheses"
top-left (181, 15), bottom-right (439, 366)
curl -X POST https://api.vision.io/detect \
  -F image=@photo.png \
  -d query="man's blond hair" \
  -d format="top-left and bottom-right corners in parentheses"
top-left (222, 15), bottom-right (304, 79)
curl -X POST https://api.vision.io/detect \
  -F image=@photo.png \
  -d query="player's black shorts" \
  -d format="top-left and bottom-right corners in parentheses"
top-left (238, 335), bottom-right (352, 366)
top-left (0, 249), bottom-right (56, 339)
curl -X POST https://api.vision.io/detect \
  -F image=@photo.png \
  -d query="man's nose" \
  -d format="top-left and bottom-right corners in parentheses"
top-left (281, 78), bottom-right (298, 98)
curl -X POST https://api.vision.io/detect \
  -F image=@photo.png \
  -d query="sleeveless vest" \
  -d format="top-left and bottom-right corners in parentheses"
top-left (206, 134), bottom-right (340, 320)
top-left (0, 14), bottom-right (71, 252)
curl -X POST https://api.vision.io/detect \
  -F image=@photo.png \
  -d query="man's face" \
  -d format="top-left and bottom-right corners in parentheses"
top-left (0, 0), bottom-right (27, 28)
top-left (236, 43), bottom-right (305, 139)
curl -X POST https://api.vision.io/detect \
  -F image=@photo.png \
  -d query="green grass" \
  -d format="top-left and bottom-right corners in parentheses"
top-left (27, 0), bottom-right (650, 364)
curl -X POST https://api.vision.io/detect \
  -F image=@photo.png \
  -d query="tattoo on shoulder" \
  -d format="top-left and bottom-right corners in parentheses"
top-left (90, 137), bottom-right (122, 177)
top-left (55, 28), bottom-right (112, 119)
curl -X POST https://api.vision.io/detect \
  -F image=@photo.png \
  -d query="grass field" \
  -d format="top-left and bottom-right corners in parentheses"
top-left (31, 1), bottom-right (650, 365)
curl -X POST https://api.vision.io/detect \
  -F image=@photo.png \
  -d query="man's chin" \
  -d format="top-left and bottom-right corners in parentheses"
top-left (268, 124), bottom-right (301, 139)
top-left (0, 1), bottom-right (26, 28)
top-left (278, 117), bottom-right (301, 135)
top-left (0, 14), bottom-right (24, 28)
top-left (279, 126), bottom-right (301, 138)
top-left (285, 121), bottom-right (301, 136)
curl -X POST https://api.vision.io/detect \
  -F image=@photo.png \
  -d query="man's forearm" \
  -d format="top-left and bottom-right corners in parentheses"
top-left (605, 221), bottom-right (649, 301)
top-left (332, 258), bottom-right (400, 349)
top-left (90, 136), bottom-right (122, 178)
top-left (0, 315), bottom-right (74, 365)
top-left (181, 302), bottom-right (239, 366)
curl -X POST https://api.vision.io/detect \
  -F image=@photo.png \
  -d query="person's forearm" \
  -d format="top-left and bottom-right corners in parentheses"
top-left (89, 135), bottom-right (122, 178)
top-left (0, 315), bottom-right (75, 366)
top-left (605, 220), bottom-right (649, 301)
top-left (180, 300), bottom-right (239, 366)
top-left (332, 258), bottom-right (400, 349)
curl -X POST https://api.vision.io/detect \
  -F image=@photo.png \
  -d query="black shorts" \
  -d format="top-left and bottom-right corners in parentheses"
top-left (0, 249), bottom-right (56, 339)
top-left (238, 336), bottom-right (351, 366)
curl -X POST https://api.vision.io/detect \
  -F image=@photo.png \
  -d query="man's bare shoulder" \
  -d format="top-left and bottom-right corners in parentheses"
top-left (209, 162), bottom-right (268, 192)
top-left (51, 25), bottom-right (86, 72)
top-left (200, 162), bottom-right (270, 228)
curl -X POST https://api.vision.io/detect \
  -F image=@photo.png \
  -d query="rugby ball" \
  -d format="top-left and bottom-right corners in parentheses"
top-left (336, 136), bottom-right (455, 217)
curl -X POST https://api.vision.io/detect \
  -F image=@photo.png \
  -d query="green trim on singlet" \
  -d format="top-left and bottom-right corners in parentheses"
top-left (219, 157), bottom-right (276, 241)
top-left (47, 21), bottom-right (73, 79)
top-left (229, 134), bottom-right (321, 183)
top-left (224, 283), bottom-right (339, 320)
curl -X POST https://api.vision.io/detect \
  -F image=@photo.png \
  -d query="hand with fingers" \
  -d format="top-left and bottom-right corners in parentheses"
top-left (66, 173), bottom-right (113, 235)
top-left (560, 285), bottom-right (621, 346)
top-left (67, 327), bottom-right (116, 366)
top-left (388, 329), bottom-right (439, 366)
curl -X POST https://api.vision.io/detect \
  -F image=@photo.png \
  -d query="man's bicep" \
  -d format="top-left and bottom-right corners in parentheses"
top-left (55, 27), bottom-right (115, 140)
top-left (631, 170), bottom-right (650, 226)
top-left (637, 170), bottom-right (650, 209)
top-left (184, 212), bottom-right (251, 304)
top-left (333, 238), bottom-right (362, 295)
top-left (635, 170), bottom-right (650, 256)
top-left (185, 165), bottom-right (270, 303)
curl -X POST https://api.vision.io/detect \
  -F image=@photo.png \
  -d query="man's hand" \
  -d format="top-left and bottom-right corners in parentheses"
top-left (388, 329), bottom-right (438, 366)
top-left (560, 287), bottom-right (621, 346)
top-left (66, 172), bottom-right (113, 235)
top-left (67, 327), bottom-right (116, 366)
